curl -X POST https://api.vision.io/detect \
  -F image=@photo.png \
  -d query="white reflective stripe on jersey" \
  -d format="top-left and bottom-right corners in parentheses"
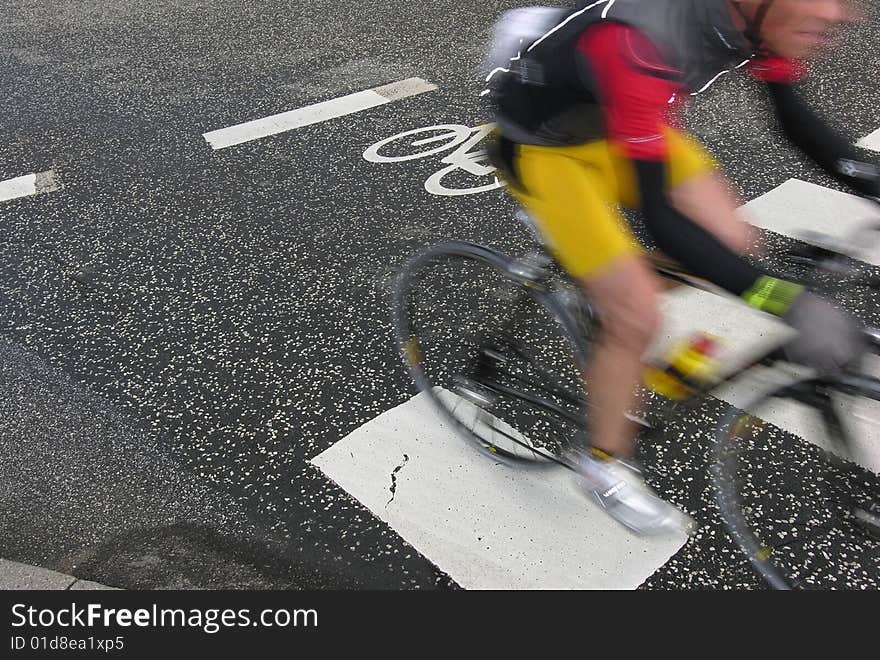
top-left (526, 0), bottom-right (611, 53)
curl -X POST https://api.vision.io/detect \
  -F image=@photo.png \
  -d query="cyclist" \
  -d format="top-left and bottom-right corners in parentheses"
top-left (483, 0), bottom-right (880, 534)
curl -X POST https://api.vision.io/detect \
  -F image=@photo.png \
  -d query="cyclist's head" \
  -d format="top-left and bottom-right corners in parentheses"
top-left (728, 0), bottom-right (861, 58)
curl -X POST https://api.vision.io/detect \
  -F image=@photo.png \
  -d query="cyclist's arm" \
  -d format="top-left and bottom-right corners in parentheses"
top-left (579, 23), bottom-right (770, 298)
top-left (767, 82), bottom-right (879, 198)
top-left (749, 55), bottom-right (879, 198)
top-left (631, 159), bottom-right (768, 296)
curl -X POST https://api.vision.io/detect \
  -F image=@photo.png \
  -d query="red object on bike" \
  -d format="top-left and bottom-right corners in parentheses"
top-left (691, 333), bottom-right (719, 356)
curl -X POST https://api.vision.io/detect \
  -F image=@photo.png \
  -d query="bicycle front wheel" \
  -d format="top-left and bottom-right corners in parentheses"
top-left (712, 373), bottom-right (880, 589)
top-left (392, 241), bottom-right (592, 466)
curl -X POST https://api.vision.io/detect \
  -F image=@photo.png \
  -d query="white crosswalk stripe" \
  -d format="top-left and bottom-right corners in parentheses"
top-left (858, 128), bottom-right (880, 152)
top-left (742, 179), bottom-right (880, 265)
top-left (311, 392), bottom-right (688, 589)
top-left (312, 129), bottom-right (880, 589)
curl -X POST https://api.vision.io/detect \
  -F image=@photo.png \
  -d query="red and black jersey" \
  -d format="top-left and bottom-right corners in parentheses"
top-left (485, 0), bottom-right (800, 148)
top-left (578, 22), bottom-right (806, 160)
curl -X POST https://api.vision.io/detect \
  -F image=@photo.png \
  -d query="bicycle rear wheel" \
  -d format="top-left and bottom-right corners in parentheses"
top-left (712, 373), bottom-right (880, 589)
top-left (392, 241), bottom-right (592, 466)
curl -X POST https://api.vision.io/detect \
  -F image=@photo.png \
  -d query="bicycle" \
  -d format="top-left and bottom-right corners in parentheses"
top-left (391, 208), bottom-right (880, 589)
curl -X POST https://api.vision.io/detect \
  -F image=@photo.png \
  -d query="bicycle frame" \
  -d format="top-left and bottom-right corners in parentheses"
top-left (460, 243), bottom-right (880, 468)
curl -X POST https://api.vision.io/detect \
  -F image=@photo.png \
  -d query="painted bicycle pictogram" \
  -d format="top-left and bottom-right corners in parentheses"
top-left (363, 123), bottom-right (504, 197)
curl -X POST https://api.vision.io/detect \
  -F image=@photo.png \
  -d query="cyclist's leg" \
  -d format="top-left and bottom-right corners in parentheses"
top-left (509, 141), bottom-right (658, 457)
top-left (508, 140), bottom-right (692, 534)
top-left (577, 257), bottom-right (661, 457)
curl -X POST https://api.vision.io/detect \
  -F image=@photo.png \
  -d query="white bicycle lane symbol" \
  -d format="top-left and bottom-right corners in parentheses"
top-left (363, 124), bottom-right (505, 197)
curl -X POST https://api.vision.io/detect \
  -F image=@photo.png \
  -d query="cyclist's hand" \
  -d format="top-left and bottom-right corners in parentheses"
top-left (782, 292), bottom-right (867, 372)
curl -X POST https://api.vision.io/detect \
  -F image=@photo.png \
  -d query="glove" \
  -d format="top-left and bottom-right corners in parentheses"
top-left (782, 291), bottom-right (867, 372)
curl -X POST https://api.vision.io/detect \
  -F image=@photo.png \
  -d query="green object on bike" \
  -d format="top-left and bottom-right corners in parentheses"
top-left (741, 275), bottom-right (804, 316)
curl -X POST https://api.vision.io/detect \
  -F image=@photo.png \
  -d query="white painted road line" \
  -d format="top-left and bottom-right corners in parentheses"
top-left (0, 170), bottom-right (58, 203)
top-left (858, 128), bottom-right (880, 152)
top-left (204, 78), bottom-right (438, 150)
top-left (742, 178), bottom-right (880, 266)
top-left (311, 390), bottom-right (688, 590)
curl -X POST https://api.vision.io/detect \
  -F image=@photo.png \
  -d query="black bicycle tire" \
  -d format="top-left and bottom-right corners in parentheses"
top-left (712, 372), bottom-right (880, 589)
top-left (392, 240), bottom-right (590, 466)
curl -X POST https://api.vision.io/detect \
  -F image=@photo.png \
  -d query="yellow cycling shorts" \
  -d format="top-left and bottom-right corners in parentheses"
top-left (507, 127), bottom-right (717, 279)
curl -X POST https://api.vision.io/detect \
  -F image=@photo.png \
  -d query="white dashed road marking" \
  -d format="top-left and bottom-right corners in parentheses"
top-left (0, 170), bottom-right (59, 203)
top-left (203, 78), bottom-right (438, 150)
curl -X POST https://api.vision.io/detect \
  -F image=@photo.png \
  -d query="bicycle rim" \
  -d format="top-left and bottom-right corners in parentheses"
top-left (392, 241), bottom-right (590, 466)
top-left (713, 373), bottom-right (880, 589)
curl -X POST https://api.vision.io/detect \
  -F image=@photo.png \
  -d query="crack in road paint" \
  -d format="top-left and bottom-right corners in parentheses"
top-left (385, 454), bottom-right (409, 508)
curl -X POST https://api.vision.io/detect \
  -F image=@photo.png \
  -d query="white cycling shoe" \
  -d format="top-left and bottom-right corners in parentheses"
top-left (567, 449), bottom-right (695, 536)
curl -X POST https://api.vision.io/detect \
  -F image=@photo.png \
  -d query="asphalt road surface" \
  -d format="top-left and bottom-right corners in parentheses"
top-left (1, 1), bottom-right (879, 589)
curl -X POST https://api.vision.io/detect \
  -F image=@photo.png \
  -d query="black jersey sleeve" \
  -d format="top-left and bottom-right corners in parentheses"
top-left (767, 82), bottom-right (880, 199)
top-left (633, 158), bottom-right (767, 297)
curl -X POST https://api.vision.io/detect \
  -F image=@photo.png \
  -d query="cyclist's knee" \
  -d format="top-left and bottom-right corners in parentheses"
top-left (578, 258), bottom-right (661, 350)
top-left (609, 293), bottom-right (660, 350)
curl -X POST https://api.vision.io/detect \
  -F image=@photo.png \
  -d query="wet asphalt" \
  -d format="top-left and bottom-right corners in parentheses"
top-left (1, 1), bottom-right (878, 588)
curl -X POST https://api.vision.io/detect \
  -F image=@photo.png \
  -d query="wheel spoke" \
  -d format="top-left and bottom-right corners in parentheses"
top-left (393, 242), bottom-right (588, 466)
top-left (714, 375), bottom-right (880, 589)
